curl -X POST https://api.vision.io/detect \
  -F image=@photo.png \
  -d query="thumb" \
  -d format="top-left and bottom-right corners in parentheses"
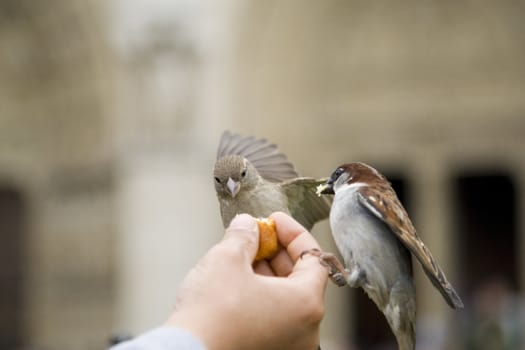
top-left (222, 214), bottom-right (259, 263)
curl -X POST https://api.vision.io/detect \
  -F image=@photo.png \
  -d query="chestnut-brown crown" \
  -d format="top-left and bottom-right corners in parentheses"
top-left (335, 162), bottom-right (389, 186)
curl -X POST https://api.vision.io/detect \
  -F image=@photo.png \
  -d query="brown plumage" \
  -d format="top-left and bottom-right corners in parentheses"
top-left (313, 162), bottom-right (463, 350)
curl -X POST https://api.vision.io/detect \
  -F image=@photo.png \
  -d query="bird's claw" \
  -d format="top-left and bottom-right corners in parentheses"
top-left (300, 248), bottom-right (348, 287)
top-left (330, 272), bottom-right (347, 287)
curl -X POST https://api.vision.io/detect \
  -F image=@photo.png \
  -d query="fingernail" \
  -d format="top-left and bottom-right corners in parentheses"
top-left (228, 214), bottom-right (257, 232)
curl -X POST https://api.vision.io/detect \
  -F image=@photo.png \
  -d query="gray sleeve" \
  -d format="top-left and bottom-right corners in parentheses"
top-left (109, 327), bottom-right (208, 350)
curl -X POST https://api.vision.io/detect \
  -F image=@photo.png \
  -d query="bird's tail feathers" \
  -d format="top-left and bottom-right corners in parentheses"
top-left (424, 269), bottom-right (464, 309)
top-left (383, 277), bottom-right (416, 350)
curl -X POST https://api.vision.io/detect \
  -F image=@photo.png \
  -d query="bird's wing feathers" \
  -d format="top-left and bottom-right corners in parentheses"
top-left (282, 177), bottom-right (332, 231)
top-left (217, 131), bottom-right (299, 182)
top-left (216, 131), bottom-right (243, 158)
top-left (357, 186), bottom-right (464, 309)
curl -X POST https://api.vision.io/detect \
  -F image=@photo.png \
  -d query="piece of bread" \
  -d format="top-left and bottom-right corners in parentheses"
top-left (254, 218), bottom-right (278, 261)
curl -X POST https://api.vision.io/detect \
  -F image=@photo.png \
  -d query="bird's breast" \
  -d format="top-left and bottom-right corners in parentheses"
top-left (330, 187), bottom-right (412, 289)
top-left (219, 184), bottom-right (289, 226)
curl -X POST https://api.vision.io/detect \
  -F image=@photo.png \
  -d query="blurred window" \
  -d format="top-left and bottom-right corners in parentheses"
top-left (454, 174), bottom-right (518, 294)
top-left (454, 173), bottom-right (522, 350)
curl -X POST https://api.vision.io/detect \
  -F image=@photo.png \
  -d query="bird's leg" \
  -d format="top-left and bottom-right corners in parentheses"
top-left (301, 248), bottom-right (349, 287)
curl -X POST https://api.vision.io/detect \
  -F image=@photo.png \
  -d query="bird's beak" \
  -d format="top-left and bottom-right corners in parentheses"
top-left (226, 177), bottom-right (241, 197)
top-left (316, 180), bottom-right (334, 196)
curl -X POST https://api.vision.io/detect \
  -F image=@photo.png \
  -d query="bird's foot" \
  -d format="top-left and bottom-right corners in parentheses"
top-left (300, 248), bottom-right (349, 287)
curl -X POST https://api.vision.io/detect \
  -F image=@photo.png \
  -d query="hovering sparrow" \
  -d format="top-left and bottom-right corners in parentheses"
top-left (307, 162), bottom-right (463, 350)
top-left (213, 131), bottom-right (331, 230)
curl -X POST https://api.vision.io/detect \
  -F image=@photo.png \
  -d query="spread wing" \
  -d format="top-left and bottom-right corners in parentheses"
top-left (281, 177), bottom-right (332, 231)
top-left (357, 186), bottom-right (463, 309)
top-left (217, 131), bottom-right (298, 182)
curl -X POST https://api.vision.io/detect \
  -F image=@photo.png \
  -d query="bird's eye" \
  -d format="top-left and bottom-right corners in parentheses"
top-left (241, 169), bottom-right (246, 178)
top-left (214, 177), bottom-right (221, 184)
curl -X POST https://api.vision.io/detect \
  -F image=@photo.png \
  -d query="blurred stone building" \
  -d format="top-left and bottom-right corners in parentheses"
top-left (0, 0), bottom-right (524, 349)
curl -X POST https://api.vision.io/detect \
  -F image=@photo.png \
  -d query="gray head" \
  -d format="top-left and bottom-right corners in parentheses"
top-left (213, 155), bottom-right (260, 198)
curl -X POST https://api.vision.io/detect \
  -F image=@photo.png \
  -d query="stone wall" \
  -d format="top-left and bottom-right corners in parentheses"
top-left (0, 1), bottom-right (114, 348)
top-left (0, 0), bottom-right (524, 349)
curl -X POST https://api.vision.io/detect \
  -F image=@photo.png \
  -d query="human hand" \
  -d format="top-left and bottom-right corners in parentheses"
top-left (166, 212), bottom-right (328, 350)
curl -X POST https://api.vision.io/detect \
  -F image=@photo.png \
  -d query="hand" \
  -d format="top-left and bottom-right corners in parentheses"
top-left (166, 212), bottom-right (328, 350)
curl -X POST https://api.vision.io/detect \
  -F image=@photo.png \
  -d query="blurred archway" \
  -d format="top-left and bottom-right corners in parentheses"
top-left (0, 187), bottom-right (26, 349)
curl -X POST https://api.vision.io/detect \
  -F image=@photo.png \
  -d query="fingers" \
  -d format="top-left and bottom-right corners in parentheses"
top-left (270, 212), bottom-right (321, 261)
top-left (271, 211), bottom-right (309, 250)
top-left (221, 214), bottom-right (259, 263)
top-left (270, 212), bottom-right (328, 288)
top-left (269, 249), bottom-right (294, 276)
top-left (225, 212), bottom-right (327, 290)
top-left (253, 260), bottom-right (275, 276)
top-left (253, 249), bottom-right (294, 277)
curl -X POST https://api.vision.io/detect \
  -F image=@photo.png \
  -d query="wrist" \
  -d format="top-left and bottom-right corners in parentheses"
top-left (166, 309), bottom-right (238, 350)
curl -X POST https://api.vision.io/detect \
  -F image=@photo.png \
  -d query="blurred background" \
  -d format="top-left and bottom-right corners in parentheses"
top-left (0, 0), bottom-right (524, 349)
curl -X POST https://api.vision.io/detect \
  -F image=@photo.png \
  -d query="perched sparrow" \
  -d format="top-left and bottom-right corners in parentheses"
top-left (213, 131), bottom-right (331, 230)
top-left (308, 162), bottom-right (463, 350)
